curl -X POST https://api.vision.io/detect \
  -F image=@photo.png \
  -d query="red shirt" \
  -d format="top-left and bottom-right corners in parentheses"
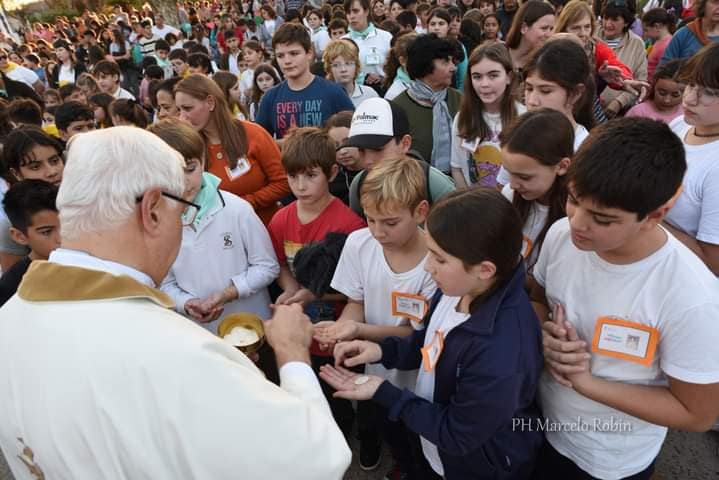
top-left (268, 197), bottom-right (365, 269)
top-left (269, 198), bottom-right (366, 356)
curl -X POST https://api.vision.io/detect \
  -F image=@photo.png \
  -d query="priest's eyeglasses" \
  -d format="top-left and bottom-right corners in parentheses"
top-left (136, 192), bottom-right (200, 226)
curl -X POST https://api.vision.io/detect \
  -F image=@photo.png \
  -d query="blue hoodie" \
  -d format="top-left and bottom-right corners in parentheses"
top-left (373, 262), bottom-right (544, 479)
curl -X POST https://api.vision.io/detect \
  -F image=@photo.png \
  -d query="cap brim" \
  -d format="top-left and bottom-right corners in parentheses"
top-left (342, 134), bottom-right (394, 150)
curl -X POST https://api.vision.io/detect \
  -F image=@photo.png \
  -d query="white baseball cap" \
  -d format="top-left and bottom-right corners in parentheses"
top-left (343, 98), bottom-right (410, 150)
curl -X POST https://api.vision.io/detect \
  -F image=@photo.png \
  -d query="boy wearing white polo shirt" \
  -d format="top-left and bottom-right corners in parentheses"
top-left (531, 118), bottom-right (719, 479)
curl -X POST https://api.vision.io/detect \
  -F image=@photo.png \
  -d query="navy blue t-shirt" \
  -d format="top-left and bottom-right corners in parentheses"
top-left (255, 76), bottom-right (355, 138)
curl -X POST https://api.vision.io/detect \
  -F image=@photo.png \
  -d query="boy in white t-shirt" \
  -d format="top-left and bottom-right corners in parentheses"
top-left (315, 156), bottom-right (436, 477)
top-left (530, 118), bottom-right (719, 480)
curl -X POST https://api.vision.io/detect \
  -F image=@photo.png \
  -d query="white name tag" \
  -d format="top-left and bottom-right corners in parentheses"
top-left (225, 157), bottom-right (251, 180)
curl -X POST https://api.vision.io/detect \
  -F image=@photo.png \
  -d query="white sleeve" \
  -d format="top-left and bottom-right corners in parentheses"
top-left (231, 202), bottom-right (280, 298)
top-left (532, 219), bottom-right (564, 288)
top-left (20, 67), bottom-right (39, 85)
top-left (695, 164), bottom-right (719, 245)
top-left (660, 303), bottom-right (719, 384)
top-left (169, 346), bottom-right (352, 479)
top-left (330, 233), bottom-right (365, 302)
top-left (450, 115), bottom-right (468, 171)
top-left (160, 268), bottom-right (195, 314)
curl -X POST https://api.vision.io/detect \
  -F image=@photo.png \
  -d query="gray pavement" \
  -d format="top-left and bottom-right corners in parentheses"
top-left (1, 429), bottom-right (715, 479)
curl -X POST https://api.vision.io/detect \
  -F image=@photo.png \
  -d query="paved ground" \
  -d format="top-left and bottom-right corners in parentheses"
top-left (1, 429), bottom-right (715, 479)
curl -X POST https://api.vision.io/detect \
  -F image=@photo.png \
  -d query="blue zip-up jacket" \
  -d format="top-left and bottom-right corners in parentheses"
top-left (372, 262), bottom-right (544, 479)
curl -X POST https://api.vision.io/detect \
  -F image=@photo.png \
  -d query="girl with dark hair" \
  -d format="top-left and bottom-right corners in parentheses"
top-left (175, 74), bottom-right (289, 224)
top-left (319, 187), bottom-right (544, 480)
top-left (643, 7), bottom-right (677, 81)
top-left (239, 40), bottom-right (267, 100)
top-left (109, 98), bottom-right (149, 128)
top-left (506, 0), bottom-right (556, 73)
top-left (523, 38), bottom-right (595, 148)
top-left (0, 126), bottom-right (64, 271)
top-left (451, 43), bottom-right (525, 188)
top-left (49, 39), bottom-right (87, 89)
top-left (89, 92), bottom-right (114, 128)
top-left (248, 63), bottom-right (281, 121)
top-left (626, 59), bottom-right (684, 122)
top-left (500, 108), bottom-right (574, 271)
top-left (482, 13), bottom-right (502, 43)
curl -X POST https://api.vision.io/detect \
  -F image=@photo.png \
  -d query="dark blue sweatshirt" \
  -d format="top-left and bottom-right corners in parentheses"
top-left (373, 262), bottom-right (544, 479)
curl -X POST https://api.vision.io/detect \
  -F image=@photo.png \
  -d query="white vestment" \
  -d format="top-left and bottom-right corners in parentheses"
top-left (0, 255), bottom-right (351, 480)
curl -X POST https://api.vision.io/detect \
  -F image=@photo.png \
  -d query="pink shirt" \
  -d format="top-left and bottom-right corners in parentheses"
top-left (647, 35), bottom-right (672, 83)
top-left (626, 101), bottom-right (683, 123)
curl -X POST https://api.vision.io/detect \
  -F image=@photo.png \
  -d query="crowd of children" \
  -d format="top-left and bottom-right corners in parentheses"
top-left (0, 0), bottom-right (717, 478)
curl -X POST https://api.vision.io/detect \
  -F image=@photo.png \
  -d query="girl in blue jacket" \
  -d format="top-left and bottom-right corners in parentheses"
top-left (320, 188), bottom-right (544, 479)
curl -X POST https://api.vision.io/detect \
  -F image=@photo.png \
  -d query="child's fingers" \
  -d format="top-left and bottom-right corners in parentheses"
top-left (542, 332), bottom-right (585, 353)
top-left (544, 348), bottom-right (591, 365)
top-left (543, 318), bottom-right (566, 339)
top-left (546, 358), bottom-right (589, 374)
top-left (564, 321), bottom-right (582, 344)
top-left (547, 366), bottom-right (573, 388)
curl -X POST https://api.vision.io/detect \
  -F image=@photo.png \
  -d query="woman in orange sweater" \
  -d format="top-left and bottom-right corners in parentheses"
top-left (175, 74), bottom-right (289, 225)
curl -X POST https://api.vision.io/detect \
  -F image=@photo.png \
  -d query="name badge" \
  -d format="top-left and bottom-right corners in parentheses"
top-left (461, 137), bottom-right (480, 153)
top-left (591, 316), bottom-right (659, 366)
top-left (421, 330), bottom-right (444, 372)
top-left (391, 291), bottom-right (428, 324)
top-left (225, 157), bottom-right (251, 180)
top-left (521, 235), bottom-right (534, 259)
top-left (366, 50), bottom-right (381, 66)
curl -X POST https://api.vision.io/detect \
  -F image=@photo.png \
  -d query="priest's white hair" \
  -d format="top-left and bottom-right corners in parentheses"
top-left (57, 126), bottom-right (186, 241)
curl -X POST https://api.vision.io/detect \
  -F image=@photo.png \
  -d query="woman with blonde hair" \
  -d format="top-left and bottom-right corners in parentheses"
top-left (323, 40), bottom-right (378, 107)
top-left (174, 74), bottom-right (289, 224)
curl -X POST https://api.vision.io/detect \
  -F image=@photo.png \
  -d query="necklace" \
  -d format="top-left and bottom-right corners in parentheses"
top-left (693, 127), bottom-right (719, 138)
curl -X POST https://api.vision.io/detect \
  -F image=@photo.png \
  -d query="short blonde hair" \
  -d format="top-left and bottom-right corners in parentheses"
top-left (360, 156), bottom-right (427, 214)
top-left (322, 40), bottom-right (361, 81)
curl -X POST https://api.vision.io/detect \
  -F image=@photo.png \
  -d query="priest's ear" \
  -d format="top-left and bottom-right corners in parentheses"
top-left (9, 226), bottom-right (30, 247)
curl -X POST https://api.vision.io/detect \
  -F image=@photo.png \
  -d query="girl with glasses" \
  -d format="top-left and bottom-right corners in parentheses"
top-left (323, 39), bottom-right (379, 107)
top-left (151, 118), bottom-right (280, 335)
top-left (664, 42), bottom-right (719, 276)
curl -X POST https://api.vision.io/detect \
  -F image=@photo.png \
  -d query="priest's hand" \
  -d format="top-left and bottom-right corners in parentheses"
top-left (319, 365), bottom-right (383, 401)
top-left (334, 340), bottom-right (382, 368)
top-left (265, 303), bottom-right (313, 366)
